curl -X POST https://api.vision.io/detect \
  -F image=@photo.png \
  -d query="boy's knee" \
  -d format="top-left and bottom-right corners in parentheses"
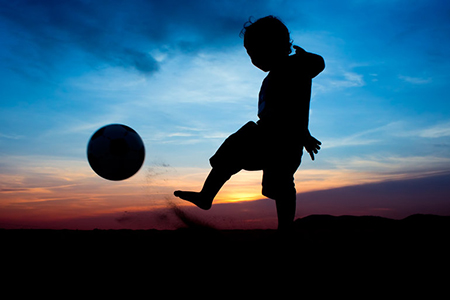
top-left (209, 157), bottom-right (241, 176)
top-left (262, 182), bottom-right (296, 200)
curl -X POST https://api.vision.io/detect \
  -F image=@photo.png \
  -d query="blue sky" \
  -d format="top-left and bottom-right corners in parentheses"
top-left (0, 0), bottom-right (449, 229)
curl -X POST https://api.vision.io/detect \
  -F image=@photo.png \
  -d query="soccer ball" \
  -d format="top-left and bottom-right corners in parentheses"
top-left (87, 124), bottom-right (145, 181)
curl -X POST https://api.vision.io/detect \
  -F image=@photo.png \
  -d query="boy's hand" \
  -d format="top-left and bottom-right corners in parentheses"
top-left (304, 135), bottom-right (321, 161)
top-left (293, 45), bottom-right (306, 55)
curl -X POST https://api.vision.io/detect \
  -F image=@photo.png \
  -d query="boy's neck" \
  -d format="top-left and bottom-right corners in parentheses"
top-left (267, 55), bottom-right (290, 72)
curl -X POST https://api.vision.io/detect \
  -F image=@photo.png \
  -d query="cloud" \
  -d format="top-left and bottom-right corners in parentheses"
top-left (0, 0), bottom-right (160, 76)
top-left (0, 133), bottom-right (23, 140)
top-left (321, 71), bottom-right (365, 90)
top-left (342, 72), bottom-right (365, 87)
top-left (324, 121), bottom-right (450, 151)
top-left (0, 188), bottom-right (29, 192)
top-left (399, 75), bottom-right (432, 84)
top-left (327, 154), bottom-right (450, 179)
top-left (388, 121), bottom-right (450, 139)
top-left (417, 122), bottom-right (450, 138)
top-left (315, 66), bottom-right (366, 94)
top-left (0, 0), bottom-right (268, 78)
top-left (324, 122), bottom-right (399, 148)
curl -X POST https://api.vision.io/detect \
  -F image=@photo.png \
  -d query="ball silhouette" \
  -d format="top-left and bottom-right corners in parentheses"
top-left (87, 124), bottom-right (145, 181)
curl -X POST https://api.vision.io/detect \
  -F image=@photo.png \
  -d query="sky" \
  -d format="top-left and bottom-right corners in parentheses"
top-left (0, 0), bottom-right (449, 229)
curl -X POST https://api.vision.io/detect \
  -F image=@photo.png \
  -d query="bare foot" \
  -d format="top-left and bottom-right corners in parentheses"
top-left (173, 191), bottom-right (212, 210)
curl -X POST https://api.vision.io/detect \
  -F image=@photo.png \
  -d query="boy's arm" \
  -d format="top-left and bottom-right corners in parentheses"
top-left (290, 78), bottom-right (320, 161)
top-left (293, 45), bottom-right (325, 78)
top-left (270, 70), bottom-right (321, 161)
top-left (293, 46), bottom-right (324, 160)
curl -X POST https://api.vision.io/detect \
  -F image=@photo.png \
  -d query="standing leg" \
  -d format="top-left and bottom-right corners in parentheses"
top-left (275, 194), bottom-right (296, 231)
top-left (262, 166), bottom-right (299, 231)
top-left (174, 168), bottom-right (233, 210)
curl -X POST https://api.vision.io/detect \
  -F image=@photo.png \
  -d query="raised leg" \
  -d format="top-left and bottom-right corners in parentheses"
top-left (174, 168), bottom-right (232, 210)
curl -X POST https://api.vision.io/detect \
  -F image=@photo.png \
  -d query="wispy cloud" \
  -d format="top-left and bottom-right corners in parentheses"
top-left (388, 121), bottom-right (450, 139)
top-left (341, 71), bottom-right (365, 87)
top-left (399, 75), bottom-right (432, 84)
top-left (327, 154), bottom-right (450, 177)
top-left (324, 122), bottom-right (399, 148)
top-left (324, 120), bottom-right (450, 150)
top-left (417, 122), bottom-right (450, 138)
top-left (0, 133), bottom-right (23, 140)
top-left (317, 69), bottom-right (366, 93)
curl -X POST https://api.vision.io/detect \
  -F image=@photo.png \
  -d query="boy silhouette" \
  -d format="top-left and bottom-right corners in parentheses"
top-left (174, 16), bottom-right (324, 230)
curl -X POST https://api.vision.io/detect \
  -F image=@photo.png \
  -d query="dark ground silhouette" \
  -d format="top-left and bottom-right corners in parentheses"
top-left (3, 214), bottom-right (449, 289)
top-left (3, 214), bottom-right (449, 258)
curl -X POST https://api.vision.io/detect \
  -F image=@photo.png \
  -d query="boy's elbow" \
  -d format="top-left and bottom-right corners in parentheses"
top-left (318, 55), bottom-right (325, 73)
top-left (311, 55), bottom-right (325, 78)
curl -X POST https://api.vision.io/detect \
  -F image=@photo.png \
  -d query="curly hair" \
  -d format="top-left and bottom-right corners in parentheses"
top-left (240, 15), bottom-right (292, 55)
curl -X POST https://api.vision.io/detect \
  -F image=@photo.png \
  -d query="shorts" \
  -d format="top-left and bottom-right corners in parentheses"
top-left (209, 121), bottom-right (302, 199)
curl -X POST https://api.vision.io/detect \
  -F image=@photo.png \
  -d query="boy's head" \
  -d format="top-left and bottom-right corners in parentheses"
top-left (241, 16), bottom-right (292, 71)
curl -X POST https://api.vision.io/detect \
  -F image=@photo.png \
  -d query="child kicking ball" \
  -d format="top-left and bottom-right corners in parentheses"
top-left (175, 16), bottom-right (324, 231)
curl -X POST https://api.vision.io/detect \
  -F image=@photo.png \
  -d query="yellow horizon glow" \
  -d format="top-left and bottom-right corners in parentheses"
top-left (1, 156), bottom-right (445, 226)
